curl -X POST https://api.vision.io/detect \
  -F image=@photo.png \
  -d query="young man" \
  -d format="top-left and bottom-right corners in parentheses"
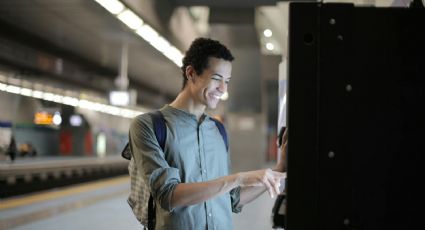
top-left (129, 38), bottom-right (287, 229)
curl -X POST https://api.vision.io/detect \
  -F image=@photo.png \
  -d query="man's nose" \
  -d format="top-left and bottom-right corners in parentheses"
top-left (217, 80), bottom-right (226, 93)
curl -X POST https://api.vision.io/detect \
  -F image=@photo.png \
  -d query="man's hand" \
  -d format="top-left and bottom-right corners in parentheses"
top-left (237, 169), bottom-right (285, 198)
top-left (274, 128), bottom-right (288, 173)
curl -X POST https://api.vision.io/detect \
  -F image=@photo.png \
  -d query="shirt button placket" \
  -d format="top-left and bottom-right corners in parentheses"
top-left (198, 125), bottom-right (205, 181)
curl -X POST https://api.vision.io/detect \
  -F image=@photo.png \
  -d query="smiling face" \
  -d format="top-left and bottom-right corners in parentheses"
top-left (188, 57), bottom-right (232, 109)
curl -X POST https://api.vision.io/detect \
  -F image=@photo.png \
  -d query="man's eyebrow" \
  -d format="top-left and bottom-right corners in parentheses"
top-left (211, 73), bottom-right (231, 79)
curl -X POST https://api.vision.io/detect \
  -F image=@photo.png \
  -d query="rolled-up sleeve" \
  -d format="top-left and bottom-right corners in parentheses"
top-left (129, 115), bottom-right (181, 212)
top-left (226, 147), bottom-right (243, 213)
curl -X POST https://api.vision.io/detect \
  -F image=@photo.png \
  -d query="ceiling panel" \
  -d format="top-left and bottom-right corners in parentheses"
top-left (0, 0), bottom-right (181, 103)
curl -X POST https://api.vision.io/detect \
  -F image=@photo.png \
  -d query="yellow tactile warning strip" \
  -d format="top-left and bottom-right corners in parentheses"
top-left (0, 176), bottom-right (131, 230)
top-left (0, 175), bottom-right (129, 210)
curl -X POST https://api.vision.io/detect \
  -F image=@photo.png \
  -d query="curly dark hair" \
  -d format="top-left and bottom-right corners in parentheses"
top-left (181, 37), bottom-right (234, 89)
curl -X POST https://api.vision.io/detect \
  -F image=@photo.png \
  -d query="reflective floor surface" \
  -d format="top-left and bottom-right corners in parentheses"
top-left (1, 174), bottom-right (278, 230)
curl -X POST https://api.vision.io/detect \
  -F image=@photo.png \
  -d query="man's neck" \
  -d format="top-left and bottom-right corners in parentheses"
top-left (170, 90), bottom-right (206, 120)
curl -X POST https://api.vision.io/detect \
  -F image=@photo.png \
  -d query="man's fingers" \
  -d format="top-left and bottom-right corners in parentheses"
top-left (266, 170), bottom-right (283, 197)
top-left (269, 176), bottom-right (281, 196)
top-left (262, 177), bottom-right (275, 198)
top-left (271, 171), bottom-right (287, 179)
top-left (271, 172), bottom-right (284, 194)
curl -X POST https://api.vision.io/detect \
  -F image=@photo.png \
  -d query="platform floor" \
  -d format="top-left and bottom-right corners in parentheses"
top-left (0, 175), bottom-right (279, 230)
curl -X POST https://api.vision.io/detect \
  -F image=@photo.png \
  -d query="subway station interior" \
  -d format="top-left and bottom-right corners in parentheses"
top-left (0, 0), bottom-right (424, 229)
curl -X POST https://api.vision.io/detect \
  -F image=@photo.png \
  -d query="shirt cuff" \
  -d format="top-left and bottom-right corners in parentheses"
top-left (149, 167), bottom-right (181, 212)
top-left (230, 186), bottom-right (243, 213)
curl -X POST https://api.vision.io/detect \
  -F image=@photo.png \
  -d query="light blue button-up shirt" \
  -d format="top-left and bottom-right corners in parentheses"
top-left (129, 105), bottom-right (242, 230)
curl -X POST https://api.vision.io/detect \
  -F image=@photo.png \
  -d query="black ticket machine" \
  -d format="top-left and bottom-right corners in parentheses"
top-left (282, 1), bottom-right (424, 230)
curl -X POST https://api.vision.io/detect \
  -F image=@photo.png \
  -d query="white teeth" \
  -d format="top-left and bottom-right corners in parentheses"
top-left (210, 94), bottom-right (220, 99)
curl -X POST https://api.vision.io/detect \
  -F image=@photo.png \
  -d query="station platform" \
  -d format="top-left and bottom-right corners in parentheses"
top-left (0, 175), bottom-right (277, 230)
top-left (0, 155), bottom-right (128, 198)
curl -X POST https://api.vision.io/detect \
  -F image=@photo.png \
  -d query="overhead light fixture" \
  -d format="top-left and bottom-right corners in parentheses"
top-left (78, 99), bottom-right (94, 110)
top-left (137, 26), bottom-right (183, 66)
top-left (63, 96), bottom-right (79, 107)
top-left (92, 102), bottom-right (104, 112)
top-left (120, 109), bottom-right (134, 118)
top-left (32, 90), bottom-right (43, 99)
top-left (43, 92), bottom-right (55, 101)
top-left (150, 36), bottom-right (171, 54)
top-left (266, 42), bottom-right (274, 51)
top-left (117, 9), bottom-right (144, 30)
top-left (52, 112), bottom-right (62, 125)
top-left (0, 81), bottom-right (145, 119)
top-left (163, 46), bottom-right (184, 66)
top-left (70, 114), bottom-right (83, 127)
top-left (6, 85), bottom-right (20, 94)
top-left (20, 87), bottom-right (33, 97)
top-left (264, 29), bottom-right (273, 37)
top-left (136, 25), bottom-right (159, 43)
top-left (93, 0), bottom-right (184, 67)
top-left (109, 90), bottom-right (130, 106)
top-left (0, 82), bottom-right (6, 91)
top-left (95, 0), bottom-right (124, 15)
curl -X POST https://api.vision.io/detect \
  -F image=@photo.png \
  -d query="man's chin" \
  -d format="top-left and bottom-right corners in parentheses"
top-left (207, 101), bottom-right (219, 109)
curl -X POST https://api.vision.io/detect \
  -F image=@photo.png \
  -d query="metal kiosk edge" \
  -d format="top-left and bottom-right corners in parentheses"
top-left (285, 2), bottom-right (425, 230)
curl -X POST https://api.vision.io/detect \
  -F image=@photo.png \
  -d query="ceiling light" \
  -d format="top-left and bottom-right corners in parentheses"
top-left (78, 99), bottom-right (93, 109)
top-left (63, 96), bottom-right (79, 107)
top-left (1, 79), bottom-right (146, 119)
top-left (150, 36), bottom-right (171, 54)
top-left (171, 58), bottom-right (183, 67)
top-left (93, 103), bottom-right (104, 112)
top-left (266, 42), bottom-right (274, 51)
top-left (32, 90), bottom-right (43, 99)
top-left (136, 25), bottom-right (159, 43)
top-left (6, 85), bottom-right (20, 94)
top-left (0, 82), bottom-right (7, 91)
top-left (162, 47), bottom-right (183, 66)
top-left (109, 91), bottom-right (130, 106)
top-left (43, 92), bottom-right (55, 101)
top-left (52, 112), bottom-right (62, 125)
top-left (8, 86), bottom-right (144, 119)
top-left (95, 0), bottom-right (124, 15)
top-left (20, 88), bottom-right (33, 96)
top-left (264, 29), bottom-right (273, 37)
top-left (149, 36), bottom-right (183, 66)
top-left (52, 94), bottom-right (63, 103)
top-left (93, 0), bottom-right (183, 67)
top-left (70, 114), bottom-right (83, 127)
top-left (166, 46), bottom-right (184, 66)
top-left (118, 9), bottom-right (144, 30)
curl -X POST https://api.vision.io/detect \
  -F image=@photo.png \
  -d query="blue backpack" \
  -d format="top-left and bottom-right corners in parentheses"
top-left (122, 111), bottom-right (228, 229)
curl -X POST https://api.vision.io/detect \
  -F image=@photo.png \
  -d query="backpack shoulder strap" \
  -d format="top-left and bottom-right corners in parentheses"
top-left (210, 118), bottom-right (229, 151)
top-left (121, 142), bottom-right (131, 160)
top-left (147, 110), bottom-right (165, 230)
top-left (149, 110), bottom-right (166, 152)
top-left (121, 111), bottom-right (167, 160)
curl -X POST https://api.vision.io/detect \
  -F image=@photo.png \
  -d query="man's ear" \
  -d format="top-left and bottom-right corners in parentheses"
top-left (185, 66), bottom-right (196, 83)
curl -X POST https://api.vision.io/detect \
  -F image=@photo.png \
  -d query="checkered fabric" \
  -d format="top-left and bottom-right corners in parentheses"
top-left (127, 157), bottom-right (150, 226)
